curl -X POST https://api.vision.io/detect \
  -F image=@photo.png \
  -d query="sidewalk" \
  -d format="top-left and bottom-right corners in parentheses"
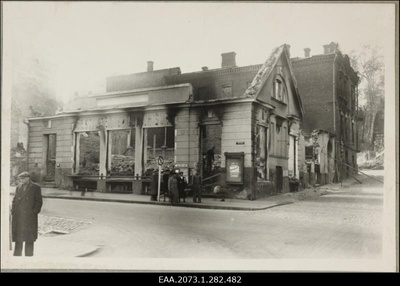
top-left (8, 170), bottom-right (370, 211)
top-left (10, 185), bottom-right (297, 211)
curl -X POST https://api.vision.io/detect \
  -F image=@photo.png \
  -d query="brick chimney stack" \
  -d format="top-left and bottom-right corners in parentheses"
top-left (221, 52), bottom-right (236, 68)
top-left (304, 48), bottom-right (311, 57)
top-left (323, 42), bottom-right (338, 54)
top-left (147, 61), bottom-right (154, 72)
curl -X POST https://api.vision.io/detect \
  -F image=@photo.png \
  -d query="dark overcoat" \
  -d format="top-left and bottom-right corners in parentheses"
top-left (168, 175), bottom-right (179, 203)
top-left (150, 171), bottom-right (159, 196)
top-left (12, 181), bottom-right (43, 242)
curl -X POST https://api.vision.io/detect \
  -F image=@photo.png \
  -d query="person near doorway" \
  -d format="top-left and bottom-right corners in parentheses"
top-left (206, 146), bottom-right (215, 175)
top-left (192, 169), bottom-right (202, 203)
top-left (168, 169), bottom-right (180, 205)
top-left (177, 172), bottom-right (187, 203)
top-left (150, 169), bottom-right (159, 201)
top-left (11, 171), bottom-right (43, 257)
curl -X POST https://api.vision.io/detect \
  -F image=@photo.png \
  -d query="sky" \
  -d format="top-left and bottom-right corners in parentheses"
top-left (2, 1), bottom-right (396, 103)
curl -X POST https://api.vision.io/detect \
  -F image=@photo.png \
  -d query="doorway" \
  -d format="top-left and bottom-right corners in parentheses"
top-left (44, 134), bottom-right (56, 182)
top-left (275, 166), bottom-right (283, 192)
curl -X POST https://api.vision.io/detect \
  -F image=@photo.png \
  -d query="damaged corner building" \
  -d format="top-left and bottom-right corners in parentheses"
top-left (26, 44), bottom-right (308, 199)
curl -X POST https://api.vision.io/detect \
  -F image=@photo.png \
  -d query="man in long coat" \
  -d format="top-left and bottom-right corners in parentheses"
top-left (168, 170), bottom-right (179, 205)
top-left (150, 169), bottom-right (159, 201)
top-left (177, 172), bottom-right (187, 203)
top-left (12, 171), bottom-right (43, 256)
top-left (192, 170), bottom-right (202, 203)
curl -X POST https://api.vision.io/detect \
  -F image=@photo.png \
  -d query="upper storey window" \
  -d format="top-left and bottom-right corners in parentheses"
top-left (273, 76), bottom-right (288, 104)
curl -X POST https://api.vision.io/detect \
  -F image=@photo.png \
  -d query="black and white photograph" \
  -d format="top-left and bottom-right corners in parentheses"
top-left (1, 1), bottom-right (398, 273)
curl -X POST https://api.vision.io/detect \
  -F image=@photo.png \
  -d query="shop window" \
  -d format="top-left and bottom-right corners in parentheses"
top-left (144, 127), bottom-right (175, 171)
top-left (109, 129), bottom-right (135, 176)
top-left (273, 76), bottom-right (287, 103)
top-left (147, 127), bottom-right (174, 150)
top-left (76, 131), bottom-right (100, 175)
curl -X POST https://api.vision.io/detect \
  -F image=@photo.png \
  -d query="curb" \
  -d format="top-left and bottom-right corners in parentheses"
top-left (41, 194), bottom-right (293, 211)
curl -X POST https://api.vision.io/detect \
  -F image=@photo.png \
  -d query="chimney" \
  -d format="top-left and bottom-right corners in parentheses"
top-left (323, 44), bottom-right (330, 54)
top-left (323, 42), bottom-right (338, 54)
top-left (221, 52), bottom-right (236, 68)
top-left (147, 61), bottom-right (154, 72)
top-left (285, 44), bottom-right (291, 57)
top-left (202, 66), bottom-right (209, 71)
top-left (304, 48), bottom-right (311, 58)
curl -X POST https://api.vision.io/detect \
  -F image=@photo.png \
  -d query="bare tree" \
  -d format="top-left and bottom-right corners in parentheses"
top-left (350, 45), bottom-right (385, 151)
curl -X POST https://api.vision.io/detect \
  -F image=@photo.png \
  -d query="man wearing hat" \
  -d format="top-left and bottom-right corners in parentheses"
top-left (168, 169), bottom-right (180, 205)
top-left (11, 171), bottom-right (43, 256)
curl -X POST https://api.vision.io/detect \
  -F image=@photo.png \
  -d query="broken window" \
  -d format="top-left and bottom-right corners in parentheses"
top-left (305, 146), bottom-right (313, 160)
top-left (109, 129), bottom-right (135, 176)
top-left (273, 76), bottom-right (287, 103)
top-left (144, 127), bottom-right (175, 170)
top-left (76, 131), bottom-right (100, 175)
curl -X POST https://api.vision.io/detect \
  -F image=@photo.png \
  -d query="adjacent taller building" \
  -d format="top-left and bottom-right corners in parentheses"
top-left (292, 42), bottom-right (361, 184)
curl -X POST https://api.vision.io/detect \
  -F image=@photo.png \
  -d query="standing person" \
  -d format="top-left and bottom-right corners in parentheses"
top-left (162, 169), bottom-right (170, 201)
top-left (168, 169), bottom-right (179, 205)
top-left (177, 172), bottom-right (187, 203)
top-left (192, 170), bottom-right (202, 203)
top-left (206, 146), bottom-right (215, 175)
top-left (11, 171), bottom-right (43, 257)
top-left (150, 169), bottom-right (158, 201)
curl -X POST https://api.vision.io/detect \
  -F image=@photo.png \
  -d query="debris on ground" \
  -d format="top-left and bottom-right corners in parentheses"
top-left (38, 215), bottom-right (92, 237)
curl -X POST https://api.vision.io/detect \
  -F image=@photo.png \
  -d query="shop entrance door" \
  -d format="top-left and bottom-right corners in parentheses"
top-left (275, 166), bottom-right (283, 193)
top-left (200, 124), bottom-right (221, 177)
top-left (44, 134), bottom-right (56, 182)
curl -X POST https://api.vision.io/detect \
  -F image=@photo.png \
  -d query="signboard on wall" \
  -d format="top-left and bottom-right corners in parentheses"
top-left (74, 114), bottom-right (131, 131)
top-left (224, 152), bottom-right (244, 184)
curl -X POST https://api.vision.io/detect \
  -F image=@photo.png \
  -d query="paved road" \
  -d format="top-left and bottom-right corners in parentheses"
top-left (39, 170), bottom-right (383, 259)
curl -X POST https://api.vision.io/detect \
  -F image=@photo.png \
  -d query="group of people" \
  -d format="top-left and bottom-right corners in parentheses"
top-left (149, 168), bottom-right (202, 204)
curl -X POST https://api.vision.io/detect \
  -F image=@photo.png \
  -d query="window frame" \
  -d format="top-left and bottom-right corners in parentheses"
top-left (272, 75), bottom-right (288, 104)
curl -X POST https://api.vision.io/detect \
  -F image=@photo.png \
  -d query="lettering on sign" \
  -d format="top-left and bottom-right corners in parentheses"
top-left (74, 114), bottom-right (130, 131)
top-left (236, 142), bottom-right (245, 145)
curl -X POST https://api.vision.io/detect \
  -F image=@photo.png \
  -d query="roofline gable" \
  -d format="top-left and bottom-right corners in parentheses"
top-left (243, 44), bottom-right (305, 118)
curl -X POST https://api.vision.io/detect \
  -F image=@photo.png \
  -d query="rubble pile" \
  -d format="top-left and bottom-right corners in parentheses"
top-left (111, 155), bottom-right (135, 175)
top-left (38, 215), bottom-right (91, 236)
top-left (358, 151), bottom-right (384, 170)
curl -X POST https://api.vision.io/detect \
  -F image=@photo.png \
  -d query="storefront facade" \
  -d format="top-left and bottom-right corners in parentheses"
top-left (26, 44), bottom-right (304, 199)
